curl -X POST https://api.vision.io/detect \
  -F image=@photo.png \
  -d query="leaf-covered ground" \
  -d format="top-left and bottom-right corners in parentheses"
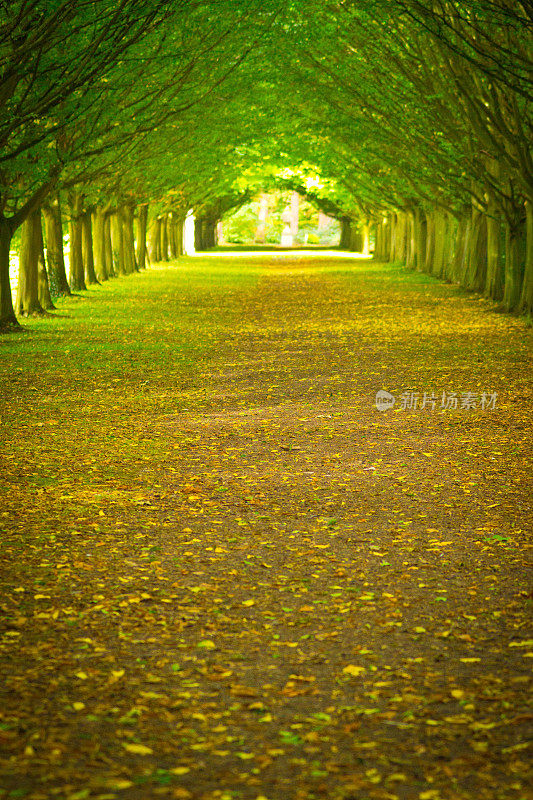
top-left (0, 250), bottom-right (532, 800)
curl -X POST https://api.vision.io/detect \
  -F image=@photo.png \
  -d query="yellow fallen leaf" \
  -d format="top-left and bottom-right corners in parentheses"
top-left (122, 743), bottom-right (153, 755)
top-left (342, 664), bottom-right (365, 677)
top-left (460, 658), bottom-right (481, 663)
top-left (109, 669), bottom-right (125, 683)
top-left (451, 689), bottom-right (465, 700)
top-left (106, 780), bottom-right (133, 790)
top-left (236, 752), bottom-right (255, 760)
top-left (75, 671), bottom-right (88, 680)
top-left (72, 702), bottom-right (85, 711)
top-left (242, 599), bottom-right (255, 606)
top-left (170, 766), bottom-right (190, 775)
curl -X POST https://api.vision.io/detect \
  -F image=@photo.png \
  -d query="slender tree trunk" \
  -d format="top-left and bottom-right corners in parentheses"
top-left (120, 204), bottom-right (137, 273)
top-left (82, 210), bottom-right (99, 285)
top-left (42, 195), bottom-right (71, 297)
top-left (160, 214), bottom-right (169, 260)
top-left (136, 204), bottom-right (148, 270)
top-left (425, 211), bottom-right (435, 273)
top-left (0, 218), bottom-right (19, 330)
top-left (405, 212), bottom-right (415, 268)
top-left (194, 217), bottom-right (203, 251)
top-left (485, 193), bottom-right (504, 301)
top-left (389, 214), bottom-right (398, 261)
top-left (519, 200), bottom-right (533, 314)
top-left (430, 211), bottom-right (447, 278)
top-left (361, 219), bottom-right (370, 256)
top-left (104, 216), bottom-right (115, 277)
top-left (176, 212), bottom-right (185, 256)
top-left (68, 191), bottom-right (86, 291)
top-left (503, 218), bottom-right (523, 311)
top-left (168, 215), bottom-right (178, 258)
top-left (93, 208), bottom-right (108, 282)
top-left (464, 207), bottom-right (487, 291)
top-left (382, 215), bottom-right (391, 261)
top-left (17, 208), bottom-right (45, 316)
top-left (148, 217), bottom-right (162, 262)
top-left (37, 210), bottom-right (55, 310)
top-left (111, 213), bottom-right (125, 275)
top-left (413, 208), bottom-right (426, 271)
top-left (450, 213), bottom-right (469, 284)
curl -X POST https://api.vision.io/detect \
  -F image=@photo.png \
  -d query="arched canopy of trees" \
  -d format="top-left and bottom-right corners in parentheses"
top-left (1, 0), bottom-right (531, 329)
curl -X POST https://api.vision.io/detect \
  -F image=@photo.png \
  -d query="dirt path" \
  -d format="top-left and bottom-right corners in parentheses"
top-left (0, 252), bottom-right (532, 800)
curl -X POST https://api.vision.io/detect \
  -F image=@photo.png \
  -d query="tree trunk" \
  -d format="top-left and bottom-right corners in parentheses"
top-left (464, 207), bottom-right (487, 291)
top-left (111, 213), bottom-right (125, 275)
top-left (349, 223), bottom-right (362, 252)
top-left (450, 213), bottom-right (469, 284)
top-left (82, 210), bottom-right (99, 285)
top-left (485, 193), bottom-right (504, 301)
top-left (0, 218), bottom-right (19, 330)
top-left (93, 208), bottom-right (108, 281)
top-left (413, 208), bottom-right (426, 271)
top-left (136, 204), bottom-right (148, 270)
top-left (37, 210), bottom-right (55, 310)
top-left (120, 204), bottom-right (137, 273)
top-left (503, 217), bottom-right (524, 312)
top-left (178, 214), bottom-right (185, 256)
top-left (42, 195), bottom-right (71, 297)
top-left (148, 217), bottom-right (162, 262)
top-left (204, 218), bottom-right (217, 249)
top-left (519, 200), bottom-right (533, 314)
top-left (430, 211), bottom-right (447, 278)
top-left (425, 211), bottom-right (435, 273)
top-left (381, 215), bottom-right (392, 261)
top-left (68, 191), bottom-right (86, 291)
top-left (160, 214), bottom-right (169, 260)
top-left (168, 215), bottom-right (179, 258)
top-left (104, 216), bottom-right (115, 277)
top-left (339, 217), bottom-right (351, 250)
top-left (405, 212), bottom-right (415, 269)
top-left (17, 208), bottom-right (45, 316)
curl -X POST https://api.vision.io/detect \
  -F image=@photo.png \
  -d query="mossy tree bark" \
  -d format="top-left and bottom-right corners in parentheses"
top-left (519, 200), bottom-right (533, 314)
top-left (68, 192), bottom-right (87, 291)
top-left (37, 210), bottom-right (55, 310)
top-left (485, 192), bottom-right (504, 302)
top-left (0, 218), bottom-right (19, 330)
top-left (503, 214), bottom-right (524, 312)
top-left (82, 209), bottom-right (99, 285)
top-left (93, 207), bottom-right (109, 282)
top-left (17, 208), bottom-right (45, 316)
top-left (160, 213), bottom-right (169, 260)
top-left (136, 204), bottom-right (148, 270)
top-left (104, 216), bottom-right (115, 277)
top-left (119, 204), bottom-right (137, 274)
top-left (148, 217), bottom-right (162, 263)
top-left (42, 195), bottom-right (71, 297)
top-left (339, 217), bottom-right (351, 250)
top-left (111, 213), bottom-right (125, 275)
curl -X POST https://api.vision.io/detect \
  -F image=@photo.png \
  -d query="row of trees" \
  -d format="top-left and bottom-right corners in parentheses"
top-left (1, 0), bottom-right (531, 330)
top-left (278, 0), bottom-right (533, 312)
